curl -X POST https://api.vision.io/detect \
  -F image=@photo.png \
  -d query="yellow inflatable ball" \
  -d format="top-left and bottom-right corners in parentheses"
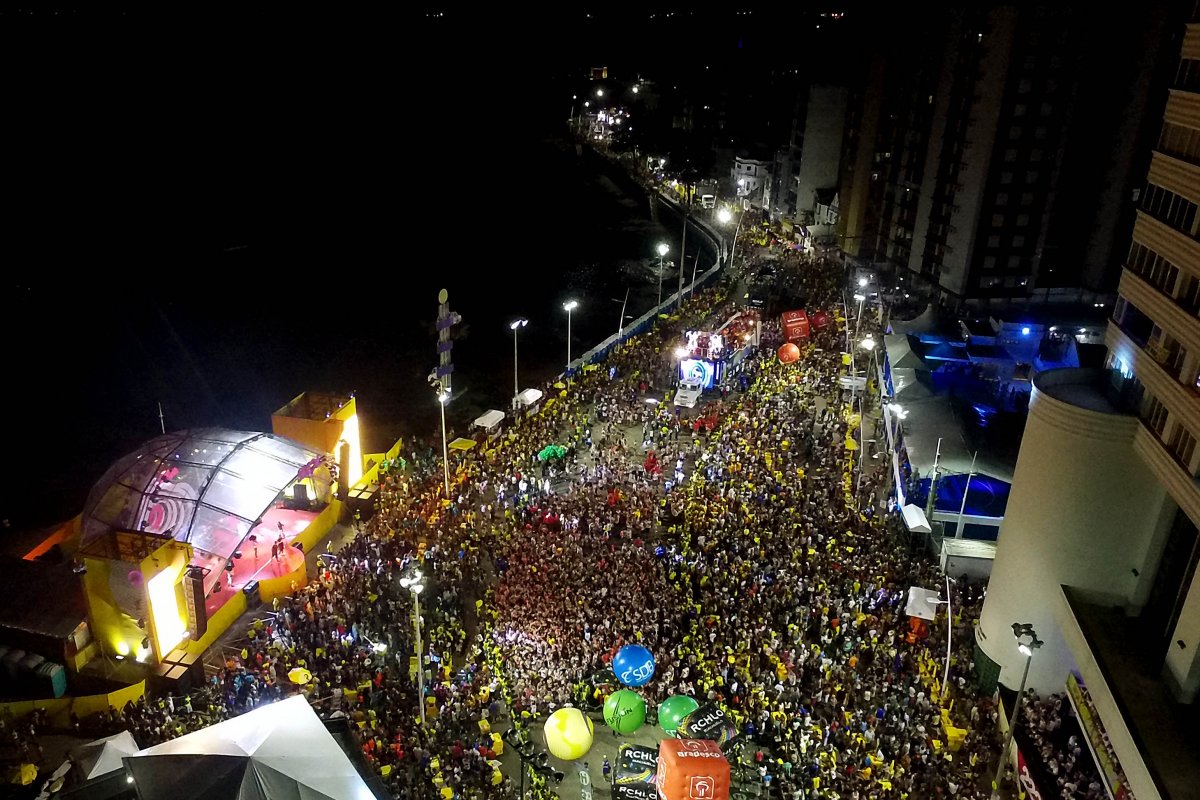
top-left (543, 707), bottom-right (594, 761)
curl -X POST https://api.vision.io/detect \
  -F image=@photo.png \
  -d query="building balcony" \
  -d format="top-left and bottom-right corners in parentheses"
top-left (1133, 422), bottom-right (1200, 527)
top-left (1107, 322), bottom-right (1200, 435)
top-left (1113, 268), bottom-right (1200, 357)
top-left (1055, 585), bottom-right (1199, 800)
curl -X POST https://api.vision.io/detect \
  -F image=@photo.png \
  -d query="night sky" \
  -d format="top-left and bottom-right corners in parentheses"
top-left (1, 7), bottom-right (862, 532)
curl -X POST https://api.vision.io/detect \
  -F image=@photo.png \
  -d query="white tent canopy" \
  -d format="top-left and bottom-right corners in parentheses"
top-left (905, 586), bottom-right (940, 621)
top-left (515, 388), bottom-right (543, 407)
top-left (123, 696), bottom-right (375, 800)
top-left (73, 730), bottom-right (139, 780)
top-left (901, 503), bottom-right (932, 534)
top-left (473, 409), bottom-right (505, 429)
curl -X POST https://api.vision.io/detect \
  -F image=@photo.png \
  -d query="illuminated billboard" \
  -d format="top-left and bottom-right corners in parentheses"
top-left (679, 359), bottom-right (717, 389)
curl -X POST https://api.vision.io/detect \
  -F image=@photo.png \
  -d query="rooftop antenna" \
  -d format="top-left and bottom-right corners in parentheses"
top-left (157, 402), bottom-right (166, 435)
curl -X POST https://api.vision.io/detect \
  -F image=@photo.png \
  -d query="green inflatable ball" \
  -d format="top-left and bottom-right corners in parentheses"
top-left (658, 695), bottom-right (700, 736)
top-left (604, 689), bottom-right (647, 735)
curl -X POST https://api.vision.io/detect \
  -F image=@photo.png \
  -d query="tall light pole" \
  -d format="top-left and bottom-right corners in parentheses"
top-left (510, 318), bottom-right (528, 402)
top-left (955, 451), bottom-right (978, 539)
top-left (438, 390), bottom-right (451, 498)
top-left (992, 624), bottom-right (1043, 800)
top-left (678, 210), bottom-right (688, 310)
top-left (925, 573), bottom-right (954, 704)
top-left (856, 335), bottom-right (877, 498)
top-left (563, 300), bottom-right (579, 368)
top-left (854, 292), bottom-right (867, 338)
top-left (656, 242), bottom-right (669, 308)
top-left (399, 572), bottom-right (426, 726)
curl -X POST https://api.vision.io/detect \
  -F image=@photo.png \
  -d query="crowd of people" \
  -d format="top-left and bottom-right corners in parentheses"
top-left (1016, 693), bottom-right (1110, 800)
top-left (16, 209), bottom-right (1049, 800)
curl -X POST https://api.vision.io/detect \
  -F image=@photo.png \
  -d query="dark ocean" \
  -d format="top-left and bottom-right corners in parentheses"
top-left (0, 11), bottom-right (753, 537)
top-left (3, 122), bottom-right (715, 535)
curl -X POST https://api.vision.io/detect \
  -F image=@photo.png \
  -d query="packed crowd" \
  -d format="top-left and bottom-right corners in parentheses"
top-left (16, 214), bottom-right (1023, 800)
top-left (1016, 693), bottom-right (1109, 800)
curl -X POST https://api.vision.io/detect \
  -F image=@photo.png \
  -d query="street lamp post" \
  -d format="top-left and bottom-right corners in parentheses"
top-left (399, 572), bottom-right (426, 726)
top-left (925, 573), bottom-right (954, 704)
top-left (563, 300), bottom-right (579, 368)
top-left (678, 209), bottom-right (688, 310)
top-left (854, 292), bottom-right (867, 338)
top-left (656, 242), bottom-right (669, 308)
top-left (855, 335), bottom-right (877, 498)
top-left (510, 319), bottom-right (528, 403)
top-left (438, 390), bottom-right (451, 498)
top-left (991, 624), bottom-right (1043, 800)
top-left (954, 451), bottom-right (978, 539)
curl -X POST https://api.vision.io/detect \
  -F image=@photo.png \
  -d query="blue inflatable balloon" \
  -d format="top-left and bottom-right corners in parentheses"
top-left (613, 644), bottom-right (656, 687)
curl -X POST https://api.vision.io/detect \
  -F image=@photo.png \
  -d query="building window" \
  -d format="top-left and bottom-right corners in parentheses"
top-left (1009, 126), bottom-right (1023, 139)
top-left (1170, 424), bottom-right (1197, 470)
top-left (1021, 192), bottom-right (1035, 206)
top-left (988, 235), bottom-right (1001, 248)
top-left (1016, 214), bottom-right (1030, 227)
top-left (992, 214), bottom-right (1005, 227)
top-left (1030, 149), bottom-right (1043, 162)
top-left (983, 255), bottom-right (997, 270)
top-left (1014, 104), bottom-right (1027, 117)
top-left (996, 193), bottom-right (1009, 207)
top-left (1159, 121), bottom-right (1200, 165)
top-left (1141, 182), bottom-right (1199, 234)
top-left (1007, 256), bottom-right (1022, 270)
top-left (1178, 274), bottom-right (1200, 316)
top-left (1004, 148), bottom-right (1018, 163)
top-left (1013, 235), bottom-right (1026, 247)
top-left (1034, 126), bottom-right (1048, 141)
top-left (1176, 58), bottom-right (1200, 92)
top-left (1025, 171), bottom-right (1039, 185)
top-left (1001, 172), bottom-right (1013, 185)
top-left (1143, 394), bottom-right (1168, 437)
top-left (1040, 102), bottom-right (1054, 116)
top-left (1019, 79), bottom-right (1032, 94)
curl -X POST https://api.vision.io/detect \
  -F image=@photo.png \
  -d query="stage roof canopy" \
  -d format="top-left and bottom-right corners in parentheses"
top-left (81, 429), bottom-right (320, 565)
top-left (123, 696), bottom-right (377, 800)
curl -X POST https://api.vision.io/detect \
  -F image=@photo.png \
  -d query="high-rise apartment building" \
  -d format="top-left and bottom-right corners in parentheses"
top-left (975, 7), bottom-right (1200, 799)
top-left (848, 4), bottom-right (1171, 307)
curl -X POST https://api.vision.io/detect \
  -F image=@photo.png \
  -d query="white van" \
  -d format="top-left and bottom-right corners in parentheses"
top-left (673, 377), bottom-right (704, 408)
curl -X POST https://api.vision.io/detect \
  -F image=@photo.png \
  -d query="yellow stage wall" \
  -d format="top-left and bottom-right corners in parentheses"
top-left (271, 395), bottom-right (362, 488)
top-left (258, 560), bottom-right (307, 603)
top-left (82, 539), bottom-right (192, 665)
top-left (0, 680), bottom-right (145, 728)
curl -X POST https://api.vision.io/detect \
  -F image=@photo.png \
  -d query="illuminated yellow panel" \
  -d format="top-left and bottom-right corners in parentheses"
top-left (147, 568), bottom-right (186, 656)
top-left (340, 412), bottom-right (363, 487)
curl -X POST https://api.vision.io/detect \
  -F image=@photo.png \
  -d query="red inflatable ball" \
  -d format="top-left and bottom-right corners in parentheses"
top-left (777, 342), bottom-right (801, 364)
top-left (811, 310), bottom-right (830, 329)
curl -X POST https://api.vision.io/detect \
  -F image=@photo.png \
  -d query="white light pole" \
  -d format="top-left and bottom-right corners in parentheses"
top-left (438, 390), bottom-right (451, 498)
top-left (656, 242), bottom-right (669, 307)
top-left (563, 300), bottom-right (579, 368)
top-left (955, 451), bottom-right (978, 539)
top-left (510, 319), bottom-right (528, 402)
top-left (727, 206), bottom-right (746, 271)
top-left (400, 573), bottom-right (427, 726)
top-left (856, 335), bottom-right (878, 498)
top-left (925, 573), bottom-right (954, 704)
top-left (992, 624), bottom-right (1043, 800)
top-left (854, 292), bottom-right (867, 338)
